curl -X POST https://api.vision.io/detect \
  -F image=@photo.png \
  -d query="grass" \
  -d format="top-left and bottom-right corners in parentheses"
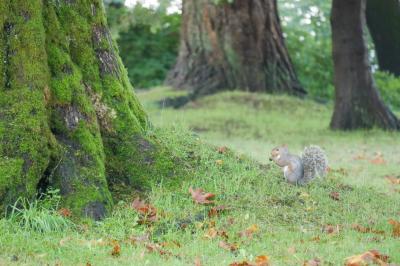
top-left (0, 87), bottom-right (399, 265)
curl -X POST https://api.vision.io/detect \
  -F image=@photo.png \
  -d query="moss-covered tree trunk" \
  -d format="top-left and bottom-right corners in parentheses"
top-left (166, 0), bottom-right (305, 97)
top-left (366, 0), bottom-right (400, 76)
top-left (330, 0), bottom-right (400, 130)
top-left (0, 0), bottom-right (171, 219)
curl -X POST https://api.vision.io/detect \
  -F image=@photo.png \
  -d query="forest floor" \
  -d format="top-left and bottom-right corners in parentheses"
top-left (0, 87), bottom-right (399, 265)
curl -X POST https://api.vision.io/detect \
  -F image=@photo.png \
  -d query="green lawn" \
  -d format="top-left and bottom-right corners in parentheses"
top-left (0, 87), bottom-right (399, 265)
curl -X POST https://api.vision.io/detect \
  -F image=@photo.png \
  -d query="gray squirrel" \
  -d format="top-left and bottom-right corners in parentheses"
top-left (269, 145), bottom-right (328, 185)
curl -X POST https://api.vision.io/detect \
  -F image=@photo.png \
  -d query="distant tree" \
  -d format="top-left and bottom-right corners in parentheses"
top-left (0, 0), bottom-right (174, 219)
top-left (366, 0), bottom-right (400, 76)
top-left (330, 0), bottom-right (399, 130)
top-left (166, 0), bottom-right (305, 97)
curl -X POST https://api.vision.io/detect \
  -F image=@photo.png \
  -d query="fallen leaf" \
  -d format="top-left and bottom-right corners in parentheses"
top-left (388, 219), bottom-right (400, 237)
top-left (322, 224), bottom-right (340, 235)
top-left (239, 224), bottom-right (259, 239)
top-left (351, 224), bottom-right (384, 235)
top-left (204, 228), bottom-right (228, 240)
top-left (111, 242), bottom-right (121, 257)
top-left (369, 152), bottom-right (386, 165)
top-left (131, 198), bottom-right (158, 223)
top-left (145, 243), bottom-right (172, 256)
top-left (329, 191), bottom-right (340, 201)
top-left (189, 187), bottom-right (215, 205)
top-left (303, 258), bottom-right (321, 266)
top-left (345, 250), bottom-right (389, 266)
top-left (219, 240), bottom-right (238, 252)
top-left (384, 175), bottom-right (400, 185)
top-left (229, 255), bottom-right (270, 266)
top-left (208, 205), bottom-right (229, 217)
top-left (255, 255), bottom-right (270, 266)
top-left (58, 208), bottom-right (72, 217)
top-left (217, 146), bottom-right (229, 154)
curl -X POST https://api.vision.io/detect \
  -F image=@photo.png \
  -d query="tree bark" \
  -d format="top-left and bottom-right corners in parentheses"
top-left (166, 0), bottom-right (305, 97)
top-left (0, 0), bottom-right (174, 219)
top-left (330, 0), bottom-right (399, 130)
top-left (366, 0), bottom-right (400, 76)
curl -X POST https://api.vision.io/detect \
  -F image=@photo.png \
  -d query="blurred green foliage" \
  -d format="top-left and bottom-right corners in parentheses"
top-left (279, 0), bottom-right (334, 100)
top-left (105, 1), bottom-right (180, 88)
top-left (375, 71), bottom-right (400, 110)
top-left (104, 0), bottom-right (399, 107)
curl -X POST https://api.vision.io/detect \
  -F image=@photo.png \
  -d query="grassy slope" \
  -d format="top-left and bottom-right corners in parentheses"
top-left (0, 87), bottom-right (399, 265)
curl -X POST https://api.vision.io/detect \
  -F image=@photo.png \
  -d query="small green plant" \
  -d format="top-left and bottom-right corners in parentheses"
top-left (375, 71), bottom-right (400, 110)
top-left (7, 190), bottom-right (74, 233)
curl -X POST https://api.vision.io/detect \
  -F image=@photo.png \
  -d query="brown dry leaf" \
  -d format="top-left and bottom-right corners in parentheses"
top-left (388, 219), bottom-right (400, 237)
top-left (329, 191), bottom-right (340, 201)
top-left (322, 224), bottom-right (340, 235)
top-left (384, 175), bottom-right (400, 185)
top-left (255, 255), bottom-right (270, 266)
top-left (303, 258), bottom-right (321, 266)
top-left (239, 224), bottom-right (259, 239)
top-left (189, 187), bottom-right (215, 205)
top-left (204, 228), bottom-right (228, 240)
top-left (345, 250), bottom-right (389, 266)
top-left (208, 205), bottom-right (229, 217)
top-left (351, 224), bottom-right (385, 235)
top-left (369, 152), bottom-right (386, 165)
top-left (145, 243), bottom-right (172, 256)
top-left (217, 146), bottom-right (229, 154)
top-left (111, 242), bottom-right (121, 257)
top-left (229, 255), bottom-right (270, 266)
top-left (58, 208), bottom-right (72, 218)
top-left (131, 198), bottom-right (158, 223)
top-left (218, 240), bottom-right (238, 252)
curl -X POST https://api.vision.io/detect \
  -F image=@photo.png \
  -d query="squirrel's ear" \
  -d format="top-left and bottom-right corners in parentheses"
top-left (282, 144), bottom-right (288, 148)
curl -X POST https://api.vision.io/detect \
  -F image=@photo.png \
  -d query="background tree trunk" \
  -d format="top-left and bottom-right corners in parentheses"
top-left (330, 0), bottom-right (399, 130)
top-left (166, 0), bottom-right (305, 97)
top-left (366, 0), bottom-right (400, 76)
top-left (0, 0), bottom-right (174, 219)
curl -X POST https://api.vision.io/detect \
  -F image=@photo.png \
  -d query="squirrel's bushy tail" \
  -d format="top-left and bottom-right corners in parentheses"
top-left (301, 145), bottom-right (328, 183)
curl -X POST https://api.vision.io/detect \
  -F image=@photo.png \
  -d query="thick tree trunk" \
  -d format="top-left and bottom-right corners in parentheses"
top-left (366, 0), bottom-right (400, 76)
top-left (166, 0), bottom-right (305, 97)
top-left (0, 0), bottom-right (173, 219)
top-left (330, 0), bottom-right (399, 130)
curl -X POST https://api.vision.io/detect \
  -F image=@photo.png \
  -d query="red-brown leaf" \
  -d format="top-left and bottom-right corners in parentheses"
top-left (218, 240), bottom-right (238, 252)
top-left (329, 191), bottom-right (340, 201)
top-left (388, 219), bottom-right (400, 237)
top-left (131, 198), bottom-right (158, 223)
top-left (189, 187), bottom-right (215, 205)
top-left (208, 205), bottom-right (230, 217)
top-left (58, 208), bottom-right (72, 218)
top-left (239, 224), bottom-right (259, 239)
top-left (111, 242), bottom-right (121, 257)
top-left (345, 250), bottom-right (389, 266)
